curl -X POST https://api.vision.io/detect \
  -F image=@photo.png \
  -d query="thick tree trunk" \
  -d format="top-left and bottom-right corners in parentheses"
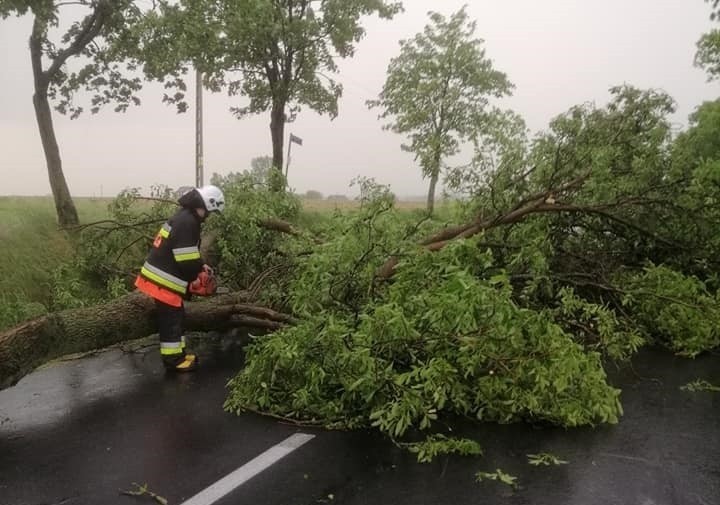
top-left (270, 101), bottom-right (286, 191)
top-left (30, 22), bottom-right (79, 227)
top-left (0, 291), bottom-right (294, 391)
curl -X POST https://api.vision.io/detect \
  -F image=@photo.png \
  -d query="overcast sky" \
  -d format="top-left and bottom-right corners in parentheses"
top-left (0, 0), bottom-right (718, 198)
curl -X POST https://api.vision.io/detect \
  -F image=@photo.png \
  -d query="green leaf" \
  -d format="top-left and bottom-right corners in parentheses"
top-left (475, 469), bottom-right (518, 489)
top-left (680, 379), bottom-right (720, 393)
top-left (527, 453), bottom-right (569, 466)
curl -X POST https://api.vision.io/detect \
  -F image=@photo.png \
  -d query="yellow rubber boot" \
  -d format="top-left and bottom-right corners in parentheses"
top-left (163, 353), bottom-right (199, 372)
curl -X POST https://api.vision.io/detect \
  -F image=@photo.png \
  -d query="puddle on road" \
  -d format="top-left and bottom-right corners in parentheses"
top-left (0, 331), bottom-right (249, 435)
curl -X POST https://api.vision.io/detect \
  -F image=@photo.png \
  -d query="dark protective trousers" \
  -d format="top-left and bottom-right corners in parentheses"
top-left (155, 300), bottom-right (186, 360)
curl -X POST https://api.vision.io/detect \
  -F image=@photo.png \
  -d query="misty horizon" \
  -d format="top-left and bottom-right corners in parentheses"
top-left (1, 0), bottom-right (718, 198)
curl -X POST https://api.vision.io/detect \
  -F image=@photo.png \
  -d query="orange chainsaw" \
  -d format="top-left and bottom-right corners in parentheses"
top-left (188, 265), bottom-right (221, 296)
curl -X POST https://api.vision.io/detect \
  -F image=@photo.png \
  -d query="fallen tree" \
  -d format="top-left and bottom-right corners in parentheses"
top-left (220, 86), bottom-right (720, 461)
top-left (0, 291), bottom-right (294, 390)
top-left (3, 86), bottom-right (720, 470)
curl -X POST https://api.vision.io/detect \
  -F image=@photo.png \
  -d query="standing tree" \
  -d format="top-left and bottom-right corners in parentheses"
top-left (0, 1), bottom-right (144, 226)
top-left (368, 6), bottom-right (513, 213)
top-left (133, 0), bottom-right (402, 190)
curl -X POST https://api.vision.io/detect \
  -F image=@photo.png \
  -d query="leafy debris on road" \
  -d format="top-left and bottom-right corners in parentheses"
top-left (119, 482), bottom-right (168, 505)
top-left (681, 379), bottom-right (720, 393)
top-left (527, 452), bottom-right (569, 466)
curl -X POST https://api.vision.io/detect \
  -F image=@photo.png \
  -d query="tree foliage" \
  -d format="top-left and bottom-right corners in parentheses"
top-left (703, 0), bottom-right (720, 21)
top-left (0, 0), bottom-right (146, 226)
top-left (0, 0), bottom-right (144, 117)
top-left (222, 83), bottom-right (720, 461)
top-left (224, 193), bottom-right (624, 456)
top-left (69, 171), bottom-right (303, 301)
top-left (695, 0), bottom-right (720, 80)
top-left (368, 6), bottom-right (514, 213)
top-left (208, 170), bottom-right (302, 290)
top-left (248, 156), bottom-right (275, 184)
top-left (622, 265), bottom-right (720, 357)
top-left (130, 0), bottom-right (402, 184)
top-left (695, 29), bottom-right (720, 80)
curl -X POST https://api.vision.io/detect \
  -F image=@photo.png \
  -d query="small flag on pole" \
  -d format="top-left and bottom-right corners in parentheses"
top-left (290, 133), bottom-right (303, 146)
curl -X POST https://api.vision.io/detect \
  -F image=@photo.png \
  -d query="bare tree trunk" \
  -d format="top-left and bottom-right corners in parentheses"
top-left (32, 91), bottom-right (79, 227)
top-left (270, 101), bottom-right (286, 191)
top-left (426, 147), bottom-right (443, 215)
top-left (0, 291), bottom-right (295, 391)
top-left (427, 172), bottom-right (439, 214)
top-left (30, 23), bottom-right (79, 227)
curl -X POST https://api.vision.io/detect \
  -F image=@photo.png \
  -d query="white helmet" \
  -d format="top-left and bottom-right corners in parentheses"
top-left (196, 185), bottom-right (225, 213)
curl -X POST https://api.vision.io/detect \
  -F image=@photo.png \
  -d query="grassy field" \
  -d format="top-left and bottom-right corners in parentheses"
top-left (0, 194), bottom-right (432, 329)
top-left (0, 197), bottom-right (110, 302)
top-left (0, 193), bottom-right (445, 332)
top-left (301, 198), bottom-right (428, 211)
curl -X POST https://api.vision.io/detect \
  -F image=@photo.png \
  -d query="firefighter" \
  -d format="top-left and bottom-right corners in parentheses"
top-left (134, 185), bottom-right (225, 372)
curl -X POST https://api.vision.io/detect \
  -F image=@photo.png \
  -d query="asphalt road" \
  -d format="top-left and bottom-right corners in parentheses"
top-left (1, 337), bottom-right (718, 505)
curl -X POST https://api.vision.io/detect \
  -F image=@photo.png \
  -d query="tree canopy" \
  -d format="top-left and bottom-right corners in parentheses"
top-left (0, 0), bottom-right (145, 225)
top-left (220, 84), bottom-right (720, 456)
top-left (695, 0), bottom-right (720, 80)
top-left (130, 0), bottom-right (403, 187)
top-left (369, 6), bottom-right (513, 213)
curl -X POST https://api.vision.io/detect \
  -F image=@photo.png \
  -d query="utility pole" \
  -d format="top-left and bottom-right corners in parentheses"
top-left (195, 68), bottom-right (204, 187)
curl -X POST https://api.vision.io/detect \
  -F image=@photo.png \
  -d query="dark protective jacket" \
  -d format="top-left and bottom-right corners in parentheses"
top-left (135, 207), bottom-right (204, 307)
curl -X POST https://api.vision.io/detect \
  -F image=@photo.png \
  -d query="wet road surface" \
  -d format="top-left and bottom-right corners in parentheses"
top-left (1, 337), bottom-right (718, 505)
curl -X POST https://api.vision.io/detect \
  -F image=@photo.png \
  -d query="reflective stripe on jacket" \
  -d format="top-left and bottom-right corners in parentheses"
top-left (135, 207), bottom-right (204, 305)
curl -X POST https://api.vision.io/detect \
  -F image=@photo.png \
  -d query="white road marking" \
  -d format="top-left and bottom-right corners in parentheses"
top-left (179, 432), bottom-right (315, 505)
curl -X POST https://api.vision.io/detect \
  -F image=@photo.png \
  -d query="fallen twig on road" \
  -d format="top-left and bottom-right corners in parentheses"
top-left (120, 482), bottom-right (168, 505)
